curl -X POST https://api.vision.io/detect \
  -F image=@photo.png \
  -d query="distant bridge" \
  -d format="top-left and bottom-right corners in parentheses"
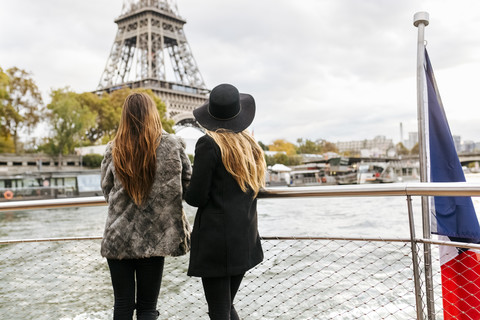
top-left (343, 153), bottom-right (480, 166)
top-left (458, 153), bottom-right (480, 166)
top-left (303, 153), bottom-right (480, 167)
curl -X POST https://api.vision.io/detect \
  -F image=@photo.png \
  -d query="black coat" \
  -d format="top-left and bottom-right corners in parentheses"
top-left (185, 135), bottom-right (264, 277)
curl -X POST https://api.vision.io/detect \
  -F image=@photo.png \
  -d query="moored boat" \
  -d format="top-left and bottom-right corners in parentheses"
top-left (0, 170), bottom-right (101, 202)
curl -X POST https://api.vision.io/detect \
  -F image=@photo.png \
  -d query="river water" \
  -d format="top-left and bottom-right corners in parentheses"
top-left (1, 174), bottom-right (480, 319)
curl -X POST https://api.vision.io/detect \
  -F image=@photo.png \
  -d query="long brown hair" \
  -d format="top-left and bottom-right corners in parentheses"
top-left (112, 92), bottom-right (162, 205)
top-left (206, 129), bottom-right (266, 195)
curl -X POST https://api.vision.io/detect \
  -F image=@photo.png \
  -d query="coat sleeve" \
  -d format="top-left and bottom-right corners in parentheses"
top-left (185, 135), bottom-right (218, 208)
top-left (101, 143), bottom-right (114, 203)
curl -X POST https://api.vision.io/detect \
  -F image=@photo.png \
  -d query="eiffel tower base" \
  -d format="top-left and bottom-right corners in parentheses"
top-left (96, 78), bottom-right (208, 127)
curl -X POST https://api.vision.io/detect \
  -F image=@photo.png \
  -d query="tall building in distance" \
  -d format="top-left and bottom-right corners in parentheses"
top-left (405, 132), bottom-right (419, 150)
top-left (336, 136), bottom-right (395, 157)
top-left (452, 135), bottom-right (462, 153)
top-left (399, 122), bottom-right (404, 146)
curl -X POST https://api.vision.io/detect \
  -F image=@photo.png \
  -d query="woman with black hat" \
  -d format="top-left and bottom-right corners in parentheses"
top-left (185, 83), bottom-right (266, 320)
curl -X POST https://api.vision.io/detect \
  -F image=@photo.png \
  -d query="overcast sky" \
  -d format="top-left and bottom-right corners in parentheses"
top-left (1, 0), bottom-right (480, 145)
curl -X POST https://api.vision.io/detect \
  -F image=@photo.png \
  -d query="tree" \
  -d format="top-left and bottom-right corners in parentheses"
top-left (143, 89), bottom-right (175, 133)
top-left (410, 142), bottom-right (419, 155)
top-left (272, 152), bottom-right (289, 165)
top-left (96, 87), bottom-right (131, 143)
top-left (320, 140), bottom-right (338, 153)
top-left (269, 139), bottom-right (297, 155)
top-left (296, 138), bottom-right (322, 154)
top-left (0, 135), bottom-right (15, 153)
top-left (265, 152), bottom-right (302, 166)
top-left (86, 87), bottom-right (175, 144)
top-left (0, 67), bottom-right (10, 140)
top-left (296, 138), bottom-right (338, 155)
top-left (45, 88), bottom-right (96, 156)
top-left (79, 91), bottom-right (110, 144)
top-left (82, 154), bottom-right (104, 168)
top-left (257, 141), bottom-right (268, 151)
top-left (396, 142), bottom-right (410, 156)
top-left (0, 67), bottom-right (9, 102)
top-left (1, 67), bottom-right (43, 153)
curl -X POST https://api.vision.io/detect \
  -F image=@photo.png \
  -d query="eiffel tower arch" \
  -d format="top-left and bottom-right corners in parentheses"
top-left (96, 0), bottom-right (208, 127)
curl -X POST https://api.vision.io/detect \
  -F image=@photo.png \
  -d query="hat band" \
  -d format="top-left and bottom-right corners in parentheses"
top-left (207, 105), bottom-right (242, 121)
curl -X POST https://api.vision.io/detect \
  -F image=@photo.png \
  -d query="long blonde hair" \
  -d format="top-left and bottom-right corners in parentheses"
top-left (112, 92), bottom-right (162, 205)
top-left (206, 129), bottom-right (266, 195)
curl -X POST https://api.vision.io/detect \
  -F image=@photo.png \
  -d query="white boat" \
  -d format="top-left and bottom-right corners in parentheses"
top-left (0, 171), bottom-right (101, 201)
top-left (357, 163), bottom-right (397, 184)
top-left (290, 162), bottom-right (337, 187)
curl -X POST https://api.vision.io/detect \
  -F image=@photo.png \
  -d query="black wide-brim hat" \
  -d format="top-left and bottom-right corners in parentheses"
top-left (193, 83), bottom-right (255, 133)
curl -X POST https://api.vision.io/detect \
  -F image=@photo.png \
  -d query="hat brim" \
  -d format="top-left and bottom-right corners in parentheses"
top-left (193, 93), bottom-right (255, 133)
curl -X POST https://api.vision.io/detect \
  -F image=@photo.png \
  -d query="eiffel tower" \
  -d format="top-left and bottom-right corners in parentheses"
top-left (97, 0), bottom-right (208, 126)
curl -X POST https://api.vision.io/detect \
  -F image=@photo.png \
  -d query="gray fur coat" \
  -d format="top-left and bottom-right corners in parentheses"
top-left (100, 133), bottom-right (192, 260)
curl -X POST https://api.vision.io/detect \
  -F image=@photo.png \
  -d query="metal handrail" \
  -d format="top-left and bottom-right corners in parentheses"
top-left (3, 235), bottom-right (480, 250)
top-left (0, 236), bottom-right (413, 245)
top-left (260, 182), bottom-right (480, 197)
top-left (0, 196), bottom-right (106, 212)
top-left (1, 182), bottom-right (480, 212)
top-left (0, 236), bottom-right (104, 244)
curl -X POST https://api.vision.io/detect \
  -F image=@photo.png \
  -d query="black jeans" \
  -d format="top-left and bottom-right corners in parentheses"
top-left (107, 257), bottom-right (165, 320)
top-left (201, 274), bottom-right (245, 320)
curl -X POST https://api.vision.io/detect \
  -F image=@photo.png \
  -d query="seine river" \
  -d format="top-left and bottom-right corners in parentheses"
top-left (1, 174), bottom-right (480, 319)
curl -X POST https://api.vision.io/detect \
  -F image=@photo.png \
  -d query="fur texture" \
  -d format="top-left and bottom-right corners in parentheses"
top-left (100, 133), bottom-right (192, 260)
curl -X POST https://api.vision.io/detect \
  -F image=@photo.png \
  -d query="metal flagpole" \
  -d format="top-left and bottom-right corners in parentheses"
top-left (414, 11), bottom-right (436, 319)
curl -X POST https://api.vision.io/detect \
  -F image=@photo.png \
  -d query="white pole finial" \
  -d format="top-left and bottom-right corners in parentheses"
top-left (414, 11), bottom-right (430, 27)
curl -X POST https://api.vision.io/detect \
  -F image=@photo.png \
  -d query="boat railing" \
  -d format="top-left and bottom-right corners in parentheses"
top-left (1, 182), bottom-right (480, 319)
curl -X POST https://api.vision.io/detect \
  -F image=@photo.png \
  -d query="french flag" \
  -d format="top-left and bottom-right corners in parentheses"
top-left (425, 49), bottom-right (480, 319)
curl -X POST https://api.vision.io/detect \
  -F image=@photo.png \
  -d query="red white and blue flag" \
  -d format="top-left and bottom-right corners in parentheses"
top-left (424, 49), bottom-right (480, 319)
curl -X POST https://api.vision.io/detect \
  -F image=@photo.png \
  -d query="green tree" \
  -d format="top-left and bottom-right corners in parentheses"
top-left (82, 154), bottom-right (104, 168)
top-left (265, 152), bottom-right (301, 166)
top-left (264, 154), bottom-right (275, 166)
top-left (258, 141), bottom-right (268, 151)
top-left (296, 138), bottom-right (322, 154)
top-left (188, 154), bottom-right (194, 165)
top-left (45, 88), bottom-right (96, 156)
top-left (296, 138), bottom-right (338, 155)
top-left (273, 152), bottom-right (289, 165)
top-left (143, 89), bottom-right (174, 133)
top-left (96, 87), bottom-right (131, 143)
top-left (2, 67), bottom-right (43, 153)
top-left (88, 87), bottom-right (174, 144)
top-left (79, 91), bottom-right (109, 144)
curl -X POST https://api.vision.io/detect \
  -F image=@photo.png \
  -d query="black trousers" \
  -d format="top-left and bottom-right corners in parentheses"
top-left (107, 257), bottom-right (165, 320)
top-left (201, 274), bottom-right (245, 320)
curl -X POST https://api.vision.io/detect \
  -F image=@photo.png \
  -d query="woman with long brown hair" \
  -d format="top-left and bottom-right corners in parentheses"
top-left (185, 83), bottom-right (266, 320)
top-left (101, 92), bottom-right (191, 319)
